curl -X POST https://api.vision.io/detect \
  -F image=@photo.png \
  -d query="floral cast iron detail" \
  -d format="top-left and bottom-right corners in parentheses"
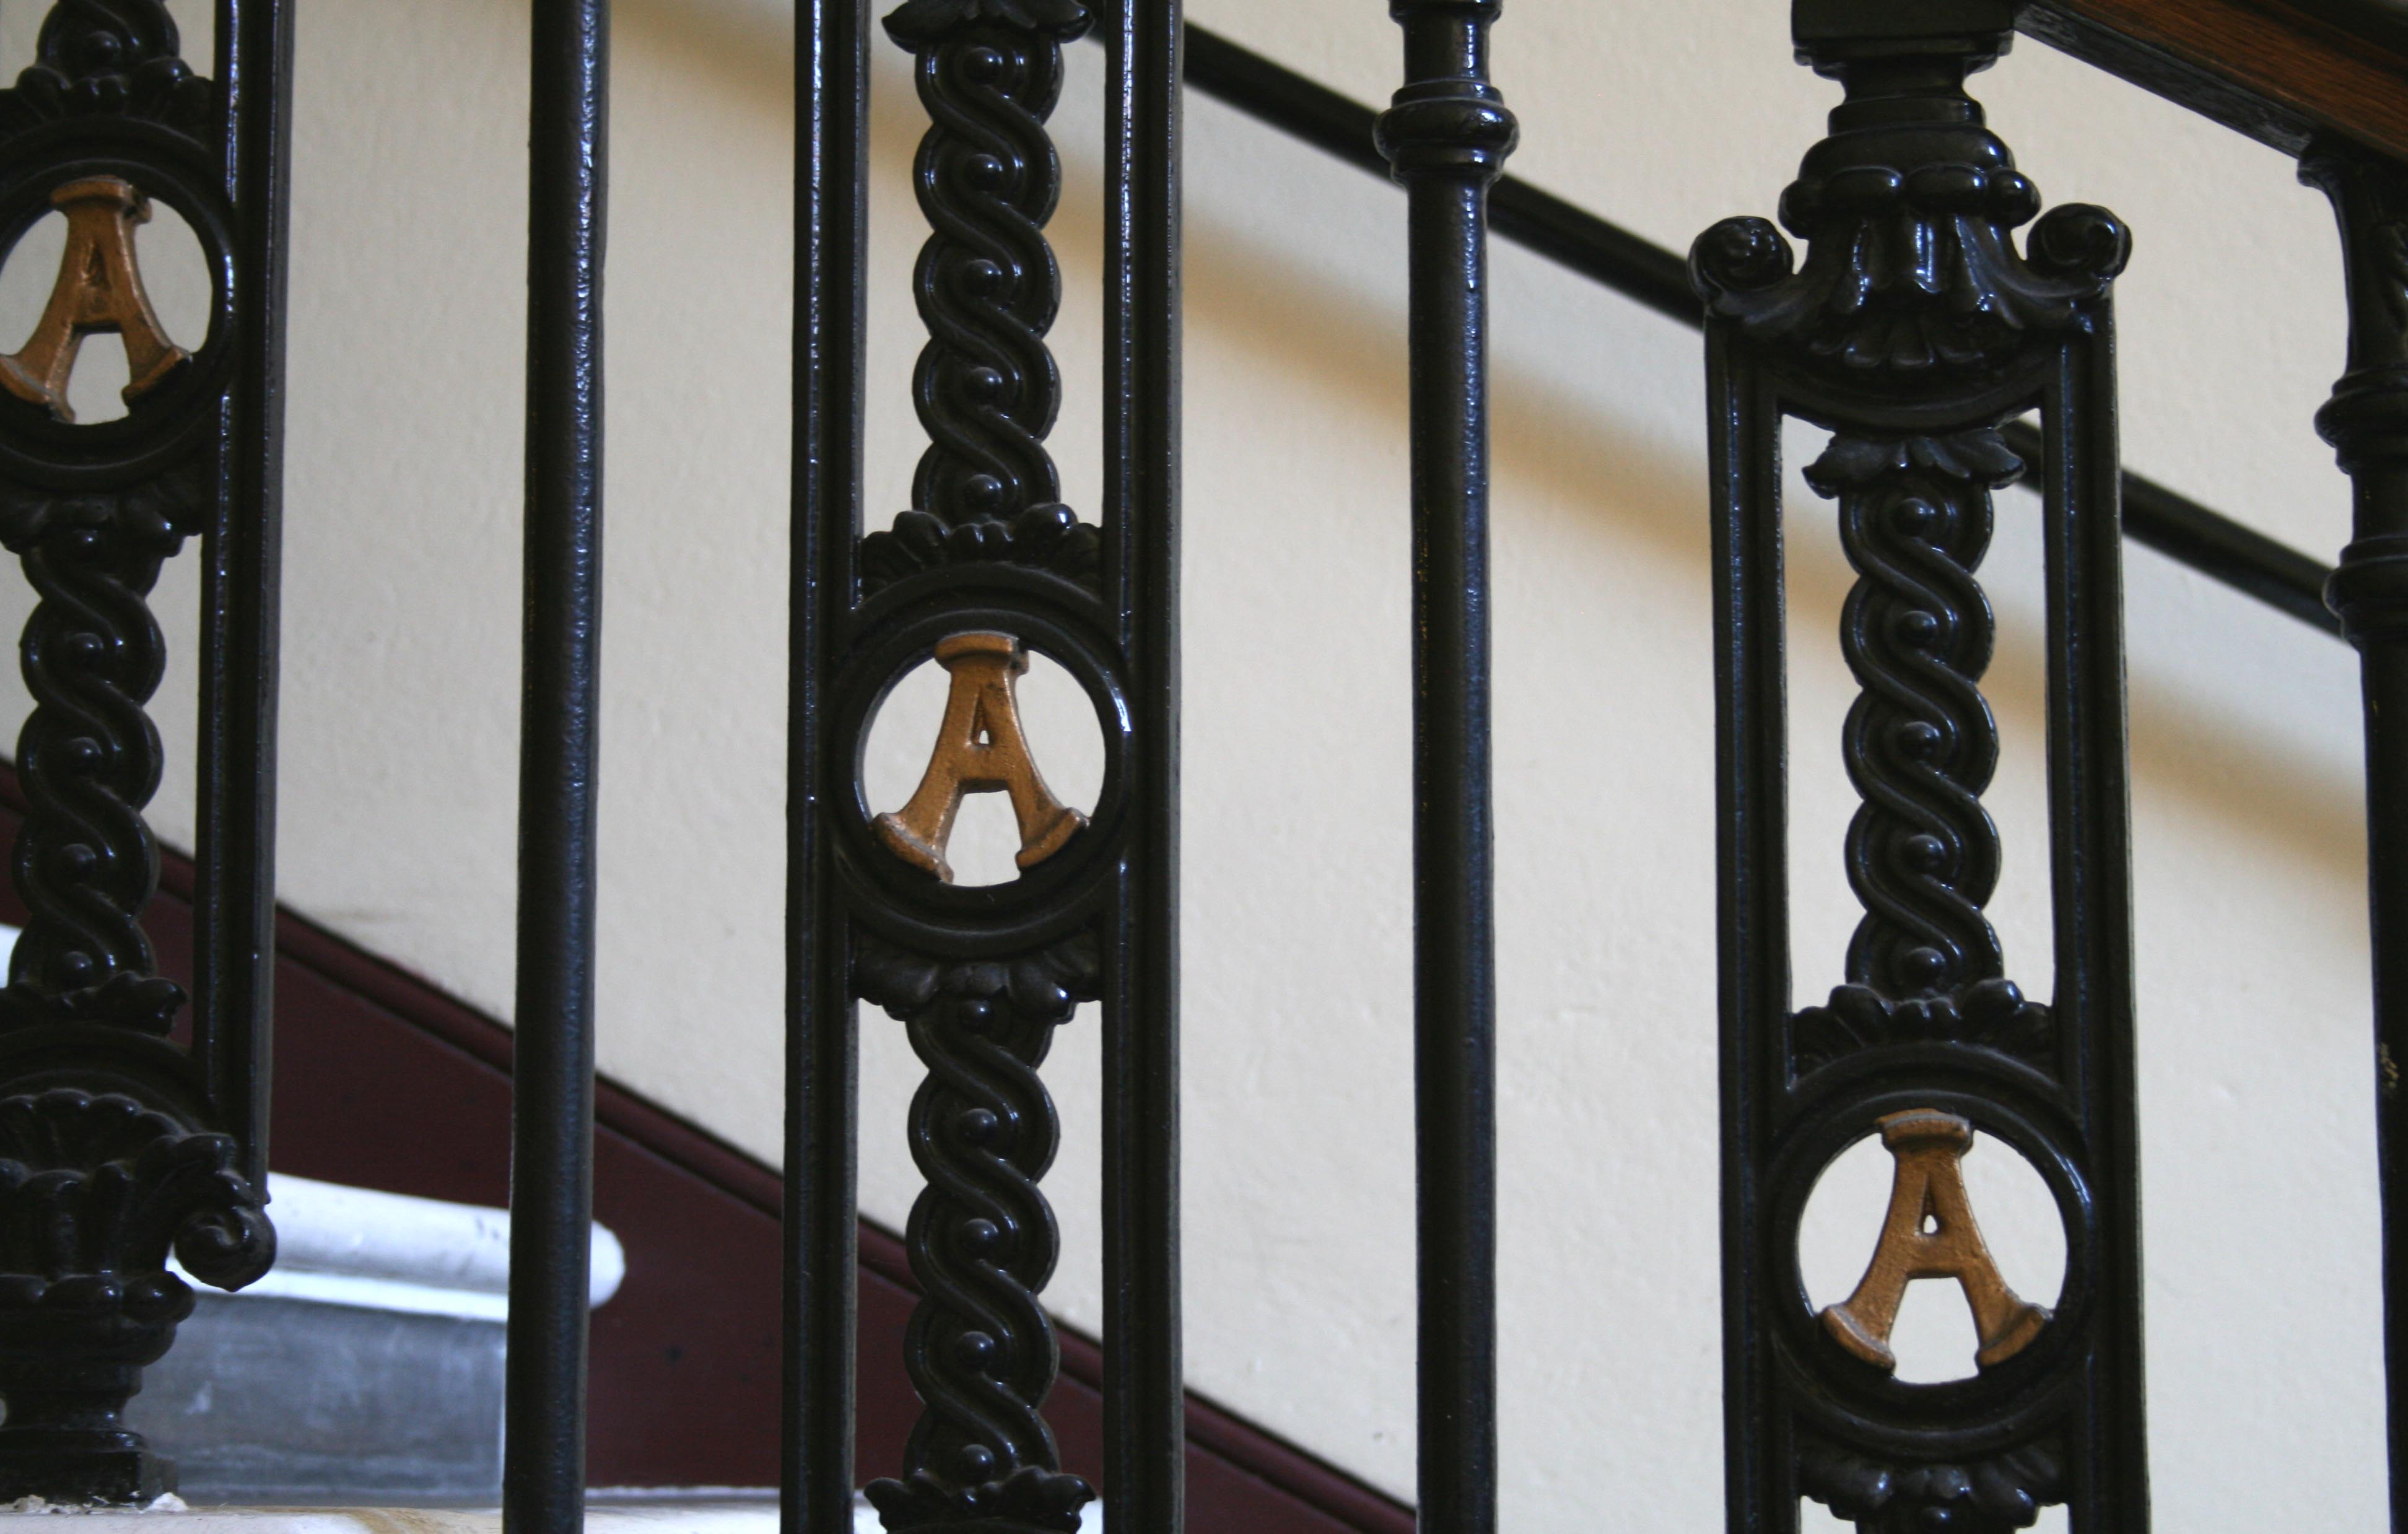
top-left (1800, 1437), bottom-right (2064, 1534)
top-left (0, 0), bottom-right (211, 135)
top-left (0, 1089), bottom-right (272, 1297)
top-left (859, 504), bottom-right (1099, 599)
top-left (855, 930), bottom-right (1099, 1534)
top-left (0, 1089), bottom-right (271, 1501)
top-left (1690, 27), bottom-right (2127, 375)
top-left (1792, 978), bottom-right (2052, 1078)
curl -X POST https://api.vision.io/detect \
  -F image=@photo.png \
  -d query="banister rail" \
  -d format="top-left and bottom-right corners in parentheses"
top-left (1178, 20), bottom-right (2348, 638)
top-left (2022, 0), bottom-right (2408, 161)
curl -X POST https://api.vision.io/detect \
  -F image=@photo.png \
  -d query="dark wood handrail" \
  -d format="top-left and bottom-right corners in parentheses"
top-left (2023, 0), bottom-right (2408, 160)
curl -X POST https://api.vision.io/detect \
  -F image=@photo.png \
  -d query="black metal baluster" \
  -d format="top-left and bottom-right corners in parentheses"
top-left (795, 1), bottom-right (1182, 1528)
top-left (785, 0), bottom-right (870, 1530)
top-left (192, 0), bottom-right (292, 1182)
top-left (821, 2), bottom-right (1157, 1532)
top-left (505, 1), bottom-right (608, 1530)
top-left (1375, 7), bottom-right (1513, 1534)
top-left (2300, 135), bottom-right (2408, 1534)
top-left (1692, 0), bottom-right (2147, 1527)
top-left (1101, 1), bottom-right (1183, 1530)
top-left (0, 0), bottom-right (287, 1502)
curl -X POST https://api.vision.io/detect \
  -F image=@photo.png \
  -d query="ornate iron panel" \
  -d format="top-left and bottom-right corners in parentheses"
top-left (1691, 1), bottom-right (2146, 1527)
top-left (787, 2), bottom-right (1181, 1530)
top-left (0, 0), bottom-right (289, 1504)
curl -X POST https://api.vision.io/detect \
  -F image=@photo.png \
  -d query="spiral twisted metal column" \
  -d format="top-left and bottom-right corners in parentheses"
top-left (887, 0), bottom-right (1088, 531)
top-left (2, 491), bottom-right (186, 1020)
top-left (1815, 430), bottom-right (2018, 1000)
top-left (858, 935), bottom-right (1098, 1534)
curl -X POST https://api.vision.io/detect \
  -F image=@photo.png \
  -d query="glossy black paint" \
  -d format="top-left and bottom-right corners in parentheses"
top-left (1375, 7), bottom-right (1512, 1534)
top-left (785, 2), bottom-right (870, 1531)
top-left (2300, 134), bottom-right (2408, 1534)
top-left (789, 2), bottom-right (1183, 1530)
top-left (1099, 1), bottom-right (1185, 1531)
top-left (0, 0), bottom-right (287, 1502)
top-left (505, 1), bottom-right (608, 1530)
top-left (1693, 3), bottom-right (2147, 1527)
top-left (1175, 20), bottom-right (2340, 641)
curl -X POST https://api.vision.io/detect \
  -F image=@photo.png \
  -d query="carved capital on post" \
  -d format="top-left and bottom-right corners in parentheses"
top-left (2303, 139), bottom-right (2408, 646)
top-left (1692, 0), bottom-right (2127, 375)
top-left (1375, 1), bottom-right (1517, 186)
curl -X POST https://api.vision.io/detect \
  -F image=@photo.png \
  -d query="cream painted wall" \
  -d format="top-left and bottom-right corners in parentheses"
top-left (0, 0), bottom-right (2383, 1525)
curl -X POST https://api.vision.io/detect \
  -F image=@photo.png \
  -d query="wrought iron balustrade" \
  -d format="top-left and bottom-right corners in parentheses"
top-left (0, 0), bottom-right (2398, 1531)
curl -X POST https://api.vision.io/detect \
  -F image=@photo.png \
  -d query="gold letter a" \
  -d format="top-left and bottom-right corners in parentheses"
top-left (875, 632), bottom-right (1086, 883)
top-left (1821, 1109), bottom-right (2051, 1372)
top-left (1, 177), bottom-right (191, 423)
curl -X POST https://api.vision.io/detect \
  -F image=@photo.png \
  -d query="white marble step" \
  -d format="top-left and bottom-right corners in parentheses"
top-left (1, 1494), bottom-right (1104, 1534)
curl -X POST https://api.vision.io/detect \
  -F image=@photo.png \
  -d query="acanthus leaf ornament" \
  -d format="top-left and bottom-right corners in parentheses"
top-left (882, 0), bottom-right (1092, 47)
top-left (0, 0), bottom-right (211, 136)
top-left (1689, 38), bottom-right (2129, 375)
top-left (0, 1089), bottom-right (271, 1502)
top-left (1799, 1437), bottom-right (2064, 1534)
top-left (858, 505), bottom-right (1099, 599)
top-left (1791, 977), bottom-right (2053, 1078)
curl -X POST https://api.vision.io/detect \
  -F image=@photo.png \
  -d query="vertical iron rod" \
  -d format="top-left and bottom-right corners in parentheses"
top-left (1102, 1), bottom-right (1185, 1530)
top-left (1375, 7), bottom-right (1514, 1533)
top-left (2303, 136), bottom-right (2408, 1534)
top-left (783, 1), bottom-right (868, 1531)
top-left (194, 0), bottom-right (295, 1183)
top-left (505, 1), bottom-right (608, 1530)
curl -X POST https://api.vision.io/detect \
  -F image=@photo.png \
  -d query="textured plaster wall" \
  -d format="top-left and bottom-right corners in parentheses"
top-left (0, 0), bottom-right (2383, 1525)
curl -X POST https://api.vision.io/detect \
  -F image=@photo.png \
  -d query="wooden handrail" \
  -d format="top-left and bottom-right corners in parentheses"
top-left (2023, 0), bottom-right (2408, 160)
